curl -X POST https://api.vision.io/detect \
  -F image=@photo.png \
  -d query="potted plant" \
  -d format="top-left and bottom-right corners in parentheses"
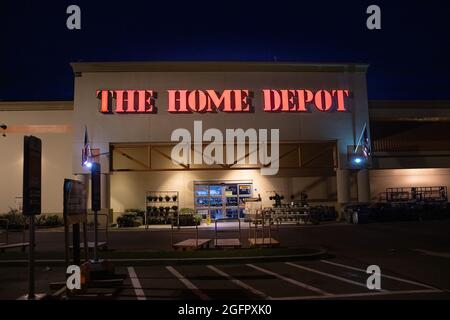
top-left (172, 195), bottom-right (178, 201)
top-left (158, 195), bottom-right (163, 202)
top-left (172, 205), bottom-right (178, 211)
top-left (165, 195), bottom-right (171, 202)
top-left (194, 214), bottom-right (202, 225)
top-left (179, 208), bottom-right (195, 215)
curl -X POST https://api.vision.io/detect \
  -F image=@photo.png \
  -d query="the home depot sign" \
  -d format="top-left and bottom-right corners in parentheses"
top-left (96, 89), bottom-right (350, 114)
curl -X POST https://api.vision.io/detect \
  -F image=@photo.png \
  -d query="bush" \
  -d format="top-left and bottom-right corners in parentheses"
top-left (125, 208), bottom-right (145, 219)
top-left (179, 208), bottom-right (195, 215)
top-left (146, 217), bottom-right (166, 225)
top-left (117, 213), bottom-right (142, 228)
top-left (0, 209), bottom-right (26, 230)
top-left (174, 208), bottom-right (202, 226)
top-left (35, 215), bottom-right (64, 227)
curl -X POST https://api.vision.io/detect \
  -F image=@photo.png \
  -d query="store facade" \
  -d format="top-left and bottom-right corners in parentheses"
top-left (68, 62), bottom-right (371, 220)
top-left (2, 62), bottom-right (448, 220)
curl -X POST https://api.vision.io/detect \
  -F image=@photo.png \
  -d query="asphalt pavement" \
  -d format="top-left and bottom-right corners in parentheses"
top-left (1, 219), bottom-right (450, 300)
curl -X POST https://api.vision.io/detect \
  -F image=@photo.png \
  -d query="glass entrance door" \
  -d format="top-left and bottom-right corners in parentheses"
top-left (194, 181), bottom-right (253, 220)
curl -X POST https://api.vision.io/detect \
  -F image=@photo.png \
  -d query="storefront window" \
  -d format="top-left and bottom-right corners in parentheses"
top-left (194, 181), bottom-right (252, 220)
top-left (194, 185), bottom-right (208, 197)
top-left (209, 185), bottom-right (222, 196)
top-left (195, 197), bottom-right (209, 207)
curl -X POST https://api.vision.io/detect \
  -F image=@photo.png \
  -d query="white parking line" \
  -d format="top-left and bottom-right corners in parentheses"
top-left (246, 264), bottom-right (331, 296)
top-left (127, 267), bottom-right (146, 300)
top-left (285, 262), bottom-right (386, 292)
top-left (271, 289), bottom-right (443, 300)
top-left (207, 265), bottom-right (270, 300)
top-left (320, 260), bottom-right (438, 290)
top-left (414, 249), bottom-right (450, 258)
top-left (165, 266), bottom-right (210, 300)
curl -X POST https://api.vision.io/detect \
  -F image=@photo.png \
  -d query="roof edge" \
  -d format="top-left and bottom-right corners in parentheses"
top-left (70, 61), bottom-right (369, 74)
top-left (369, 100), bottom-right (450, 109)
top-left (0, 101), bottom-right (73, 111)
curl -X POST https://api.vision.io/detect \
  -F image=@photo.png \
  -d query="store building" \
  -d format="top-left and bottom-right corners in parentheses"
top-left (1, 62), bottom-right (449, 221)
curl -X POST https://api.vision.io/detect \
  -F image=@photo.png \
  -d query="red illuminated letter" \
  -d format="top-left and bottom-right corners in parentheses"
top-left (280, 90), bottom-right (298, 111)
top-left (332, 89), bottom-right (350, 112)
top-left (314, 90), bottom-right (333, 112)
top-left (263, 90), bottom-right (282, 112)
top-left (296, 90), bottom-right (313, 112)
top-left (113, 90), bottom-right (137, 113)
top-left (187, 90), bottom-right (208, 112)
top-left (136, 90), bottom-right (156, 112)
top-left (233, 90), bottom-right (251, 112)
top-left (168, 90), bottom-right (190, 113)
top-left (206, 90), bottom-right (232, 112)
top-left (97, 90), bottom-right (112, 113)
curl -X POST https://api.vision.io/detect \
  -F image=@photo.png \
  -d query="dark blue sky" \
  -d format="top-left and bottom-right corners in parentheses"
top-left (1, 0), bottom-right (449, 101)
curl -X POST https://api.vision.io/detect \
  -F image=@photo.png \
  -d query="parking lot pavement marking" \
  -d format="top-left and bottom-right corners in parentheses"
top-left (270, 289), bottom-right (443, 300)
top-left (206, 265), bottom-right (270, 300)
top-left (165, 266), bottom-right (211, 300)
top-left (246, 264), bottom-right (331, 296)
top-left (320, 260), bottom-right (438, 290)
top-left (127, 267), bottom-right (146, 300)
top-left (285, 262), bottom-right (387, 292)
top-left (414, 249), bottom-right (450, 258)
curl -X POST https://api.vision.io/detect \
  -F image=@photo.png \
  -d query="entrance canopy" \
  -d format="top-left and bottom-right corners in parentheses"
top-left (110, 141), bottom-right (337, 177)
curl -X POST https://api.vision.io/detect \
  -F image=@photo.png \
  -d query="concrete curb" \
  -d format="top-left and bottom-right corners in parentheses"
top-left (0, 248), bottom-right (328, 267)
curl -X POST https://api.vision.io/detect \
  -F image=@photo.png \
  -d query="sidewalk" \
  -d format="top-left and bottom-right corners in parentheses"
top-left (34, 220), bottom-right (342, 233)
top-left (0, 247), bottom-right (328, 266)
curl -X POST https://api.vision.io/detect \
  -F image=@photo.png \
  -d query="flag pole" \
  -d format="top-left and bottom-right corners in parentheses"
top-left (354, 122), bottom-right (367, 153)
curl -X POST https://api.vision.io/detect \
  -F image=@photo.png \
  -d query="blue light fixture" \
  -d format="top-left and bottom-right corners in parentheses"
top-left (83, 160), bottom-right (93, 168)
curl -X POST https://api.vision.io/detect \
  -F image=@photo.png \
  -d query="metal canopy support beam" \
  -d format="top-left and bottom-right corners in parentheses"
top-left (152, 147), bottom-right (189, 169)
top-left (110, 141), bottom-right (337, 172)
top-left (115, 148), bottom-right (149, 170)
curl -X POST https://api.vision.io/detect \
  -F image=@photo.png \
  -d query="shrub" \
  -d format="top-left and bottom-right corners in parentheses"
top-left (146, 217), bottom-right (166, 225)
top-left (35, 215), bottom-right (64, 227)
top-left (117, 213), bottom-right (142, 228)
top-left (194, 214), bottom-right (202, 225)
top-left (179, 208), bottom-right (195, 215)
top-left (174, 208), bottom-right (202, 226)
top-left (125, 208), bottom-right (145, 219)
top-left (0, 209), bottom-right (26, 230)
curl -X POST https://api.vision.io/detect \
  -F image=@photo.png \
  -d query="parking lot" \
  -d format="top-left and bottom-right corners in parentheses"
top-left (115, 258), bottom-right (449, 300)
top-left (3, 257), bottom-right (446, 300)
top-left (1, 219), bottom-right (450, 300)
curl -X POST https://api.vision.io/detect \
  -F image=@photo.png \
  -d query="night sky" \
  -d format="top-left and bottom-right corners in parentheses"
top-left (0, 0), bottom-right (449, 101)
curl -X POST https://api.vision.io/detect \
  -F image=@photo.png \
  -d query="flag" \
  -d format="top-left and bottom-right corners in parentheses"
top-left (82, 126), bottom-right (91, 165)
top-left (355, 123), bottom-right (371, 158)
top-left (362, 124), bottom-right (371, 158)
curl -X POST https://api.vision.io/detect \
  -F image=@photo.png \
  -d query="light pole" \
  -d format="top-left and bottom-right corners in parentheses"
top-left (82, 153), bottom-right (109, 262)
top-left (90, 162), bottom-right (101, 262)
